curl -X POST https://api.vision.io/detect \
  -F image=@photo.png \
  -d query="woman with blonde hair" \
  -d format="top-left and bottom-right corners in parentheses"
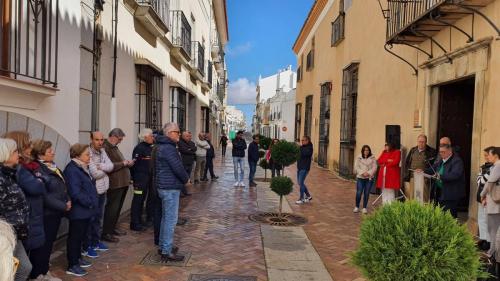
top-left (0, 138), bottom-right (31, 281)
top-left (0, 219), bottom-right (17, 281)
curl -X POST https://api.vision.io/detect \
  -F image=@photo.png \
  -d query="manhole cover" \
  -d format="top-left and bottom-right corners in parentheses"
top-left (188, 275), bottom-right (257, 281)
top-left (139, 250), bottom-right (191, 267)
top-left (248, 212), bottom-right (307, 226)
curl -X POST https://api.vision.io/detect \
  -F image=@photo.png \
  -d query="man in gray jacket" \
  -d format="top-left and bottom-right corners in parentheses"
top-left (193, 133), bottom-right (210, 184)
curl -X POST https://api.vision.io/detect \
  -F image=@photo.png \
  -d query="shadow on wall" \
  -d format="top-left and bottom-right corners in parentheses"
top-left (0, 110), bottom-right (71, 169)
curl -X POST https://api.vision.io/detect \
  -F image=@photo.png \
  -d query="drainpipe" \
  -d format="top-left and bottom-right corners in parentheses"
top-left (110, 0), bottom-right (119, 128)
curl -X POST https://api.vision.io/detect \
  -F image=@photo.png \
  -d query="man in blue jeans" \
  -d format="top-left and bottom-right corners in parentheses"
top-left (247, 135), bottom-right (260, 187)
top-left (232, 131), bottom-right (247, 187)
top-left (154, 122), bottom-right (190, 262)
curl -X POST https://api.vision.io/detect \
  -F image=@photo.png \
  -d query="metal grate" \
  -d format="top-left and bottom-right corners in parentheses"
top-left (248, 212), bottom-right (307, 227)
top-left (304, 96), bottom-right (313, 138)
top-left (139, 250), bottom-right (191, 266)
top-left (170, 10), bottom-right (191, 57)
top-left (339, 63), bottom-right (359, 178)
top-left (318, 82), bottom-right (331, 168)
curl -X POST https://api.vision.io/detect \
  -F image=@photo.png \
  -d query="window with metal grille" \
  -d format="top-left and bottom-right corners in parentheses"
top-left (295, 103), bottom-right (302, 142)
top-left (304, 96), bottom-right (313, 138)
top-left (135, 65), bottom-right (163, 136)
top-left (306, 50), bottom-right (314, 71)
top-left (339, 63), bottom-right (359, 177)
top-left (331, 13), bottom-right (345, 46)
top-left (201, 106), bottom-right (210, 133)
top-left (0, 0), bottom-right (59, 86)
top-left (170, 87), bottom-right (187, 132)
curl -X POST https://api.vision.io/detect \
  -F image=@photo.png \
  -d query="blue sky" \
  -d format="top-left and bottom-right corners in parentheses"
top-left (225, 0), bottom-right (314, 129)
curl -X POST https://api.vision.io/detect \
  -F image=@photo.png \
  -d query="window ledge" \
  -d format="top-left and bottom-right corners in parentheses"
top-left (0, 76), bottom-right (58, 110)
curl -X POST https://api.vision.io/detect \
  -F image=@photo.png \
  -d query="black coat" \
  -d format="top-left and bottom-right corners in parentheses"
top-left (404, 145), bottom-right (437, 182)
top-left (248, 142), bottom-right (259, 163)
top-left (232, 138), bottom-right (247, 158)
top-left (297, 143), bottom-right (313, 171)
top-left (131, 142), bottom-right (153, 188)
top-left (426, 153), bottom-right (466, 201)
top-left (178, 139), bottom-right (197, 166)
top-left (206, 141), bottom-right (215, 159)
top-left (0, 165), bottom-right (29, 240)
top-left (36, 161), bottom-right (69, 216)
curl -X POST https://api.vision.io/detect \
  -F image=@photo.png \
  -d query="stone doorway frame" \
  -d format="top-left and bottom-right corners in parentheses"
top-left (421, 37), bottom-right (493, 231)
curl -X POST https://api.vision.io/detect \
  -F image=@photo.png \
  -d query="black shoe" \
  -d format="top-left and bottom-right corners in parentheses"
top-left (212, 176), bottom-right (219, 180)
top-left (177, 218), bottom-right (188, 226)
top-left (157, 246), bottom-right (178, 256)
top-left (130, 225), bottom-right (146, 232)
top-left (101, 234), bottom-right (119, 243)
top-left (113, 229), bottom-right (127, 236)
top-left (143, 221), bottom-right (153, 228)
top-left (200, 178), bottom-right (208, 182)
top-left (160, 253), bottom-right (185, 262)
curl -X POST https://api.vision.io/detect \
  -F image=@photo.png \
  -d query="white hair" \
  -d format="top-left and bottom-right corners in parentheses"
top-left (0, 138), bottom-right (17, 163)
top-left (162, 123), bottom-right (179, 135)
top-left (0, 219), bottom-right (16, 281)
top-left (138, 128), bottom-right (153, 141)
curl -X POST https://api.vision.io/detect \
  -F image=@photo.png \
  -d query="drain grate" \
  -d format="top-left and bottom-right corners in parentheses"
top-left (248, 212), bottom-right (307, 226)
top-left (139, 250), bottom-right (191, 267)
top-left (188, 275), bottom-right (257, 281)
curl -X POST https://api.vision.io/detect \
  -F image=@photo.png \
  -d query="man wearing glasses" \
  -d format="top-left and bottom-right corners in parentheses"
top-left (153, 123), bottom-right (190, 262)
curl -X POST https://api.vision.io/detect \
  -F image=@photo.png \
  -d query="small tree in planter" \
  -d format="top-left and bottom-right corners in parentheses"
top-left (259, 158), bottom-right (270, 180)
top-left (352, 201), bottom-right (488, 281)
top-left (258, 149), bottom-right (266, 159)
top-left (271, 140), bottom-right (300, 175)
top-left (259, 136), bottom-right (272, 151)
top-left (270, 176), bottom-right (294, 218)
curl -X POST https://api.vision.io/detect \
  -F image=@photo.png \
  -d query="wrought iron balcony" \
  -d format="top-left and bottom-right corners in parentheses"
top-left (190, 41), bottom-right (205, 80)
top-left (0, 0), bottom-right (59, 87)
top-left (386, 0), bottom-right (496, 45)
top-left (170, 10), bottom-right (191, 65)
top-left (201, 60), bottom-right (213, 91)
top-left (125, 0), bottom-right (169, 37)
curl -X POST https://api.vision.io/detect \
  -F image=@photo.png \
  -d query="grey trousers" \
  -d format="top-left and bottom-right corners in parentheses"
top-left (14, 240), bottom-right (32, 281)
top-left (194, 156), bottom-right (206, 181)
top-left (487, 213), bottom-right (500, 258)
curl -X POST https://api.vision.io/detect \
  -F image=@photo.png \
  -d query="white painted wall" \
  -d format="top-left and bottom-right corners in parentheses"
top-left (257, 66), bottom-right (297, 102)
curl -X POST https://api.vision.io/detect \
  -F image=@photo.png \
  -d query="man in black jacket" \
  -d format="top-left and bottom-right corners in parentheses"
top-left (232, 130), bottom-right (247, 187)
top-left (423, 144), bottom-right (465, 218)
top-left (248, 135), bottom-right (260, 187)
top-left (177, 131), bottom-right (196, 196)
top-left (203, 133), bottom-right (218, 181)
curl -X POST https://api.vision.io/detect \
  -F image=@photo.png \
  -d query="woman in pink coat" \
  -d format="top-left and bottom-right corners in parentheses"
top-left (376, 143), bottom-right (401, 204)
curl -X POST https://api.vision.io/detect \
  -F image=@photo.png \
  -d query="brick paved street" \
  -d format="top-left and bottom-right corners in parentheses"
top-left (49, 151), bottom-right (366, 281)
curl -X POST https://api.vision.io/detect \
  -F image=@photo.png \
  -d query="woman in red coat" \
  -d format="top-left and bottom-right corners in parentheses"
top-left (376, 143), bottom-right (401, 204)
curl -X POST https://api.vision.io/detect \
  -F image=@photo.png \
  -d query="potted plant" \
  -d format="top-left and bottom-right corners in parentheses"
top-left (259, 136), bottom-right (272, 151)
top-left (270, 176), bottom-right (294, 218)
top-left (352, 201), bottom-right (488, 281)
top-left (259, 158), bottom-right (270, 180)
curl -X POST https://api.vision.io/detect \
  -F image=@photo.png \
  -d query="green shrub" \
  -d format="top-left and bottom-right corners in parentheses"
top-left (258, 149), bottom-right (266, 159)
top-left (259, 158), bottom-right (269, 180)
top-left (270, 176), bottom-right (294, 217)
top-left (259, 136), bottom-right (272, 150)
top-left (271, 141), bottom-right (300, 167)
top-left (352, 201), bottom-right (487, 281)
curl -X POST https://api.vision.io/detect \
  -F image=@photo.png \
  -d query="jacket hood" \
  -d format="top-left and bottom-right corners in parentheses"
top-left (156, 135), bottom-right (177, 146)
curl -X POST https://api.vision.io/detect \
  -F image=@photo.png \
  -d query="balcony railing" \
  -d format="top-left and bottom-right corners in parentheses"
top-left (0, 0), bottom-right (59, 87)
top-left (217, 83), bottom-right (225, 102)
top-left (137, 0), bottom-right (170, 28)
top-left (170, 10), bottom-right (191, 59)
top-left (191, 41), bottom-right (205, 76)
top-left (207, 61), bottom-right (213, 85)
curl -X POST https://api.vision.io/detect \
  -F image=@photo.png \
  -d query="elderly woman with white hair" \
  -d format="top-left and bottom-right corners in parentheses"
top-left (130, 128), bottom-right (155, 231)
top-left (0, 138), bottom-right (31, 281)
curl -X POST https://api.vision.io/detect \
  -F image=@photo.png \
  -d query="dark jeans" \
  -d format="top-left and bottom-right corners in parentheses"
top-left (102, 186), bottom-right (128, 235)
top-left (271, 166), bottom-right (281, 178)
top-left (86, 194), bottom-right (106, 248)
top-left (297, 169), bottom-right (311, 200)
top-left (439, 199), bottom-right (459, 218)
top-left (67, 219), bottom-right (90, 267)
top-left (355, 178), bottom-right (373, 208)
top-left (29, 213), bottom-right (62, 278)
top-left (131, 180), bottom-right (150, 227)
top-left (221, 145), bottom-right (227, 157)
top-left (248, 161), bottom-right (257, 183)
top-left (146, 181), bottom-right (156, 222)
top-left (204, 157), bottom-right (215, 179)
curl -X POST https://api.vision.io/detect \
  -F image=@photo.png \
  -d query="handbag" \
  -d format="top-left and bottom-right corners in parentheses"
top-left (490, 181), bottom-right (500, 204)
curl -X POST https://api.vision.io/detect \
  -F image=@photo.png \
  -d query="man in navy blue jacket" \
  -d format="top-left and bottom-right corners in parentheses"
top-left (154, 122), bottom-right (190, 262)
top-left (232, 131), bottom-right (247, 187)
top-left (247, 135), bottom-right (260, 187)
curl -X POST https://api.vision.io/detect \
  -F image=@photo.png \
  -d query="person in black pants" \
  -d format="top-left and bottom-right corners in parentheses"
top-left (203, 133), bottom-right (218, 181)
top-left (219, 134), bottom-right (228, 157)
top-left (178, 131), bottom-right (196, 196)
top-left (29, 140), bottom-right (70, 280)
top-left (64, 144), bottom-right (99, 277)
top-left (130, 129), bottom-right (154, 231)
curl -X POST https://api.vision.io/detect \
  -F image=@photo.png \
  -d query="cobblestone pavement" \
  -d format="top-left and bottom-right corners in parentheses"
top-left (50, 154), bottom-right (267, 281)
top-left (285, 165), bottom-right (366, 281)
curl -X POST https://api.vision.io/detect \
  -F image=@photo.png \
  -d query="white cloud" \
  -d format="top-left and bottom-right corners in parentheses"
top-left (227, 78), bottom-right (257, 105)
top-left (226, 42), bottom-right (252, 57)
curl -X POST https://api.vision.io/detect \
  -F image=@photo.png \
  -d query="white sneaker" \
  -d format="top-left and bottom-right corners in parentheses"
top-left (353, 207), bottom-right (359, 213)
top-left (239, 181), bottom-right (246, 187)
top-left (295, 199), bottom-right (305, 204)
top-left (234, 181), bottom-right (240, 187)
top-left (362, 208), bottom-right (368, 214)
top-left (43, 272), bottom-right (62, 281)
